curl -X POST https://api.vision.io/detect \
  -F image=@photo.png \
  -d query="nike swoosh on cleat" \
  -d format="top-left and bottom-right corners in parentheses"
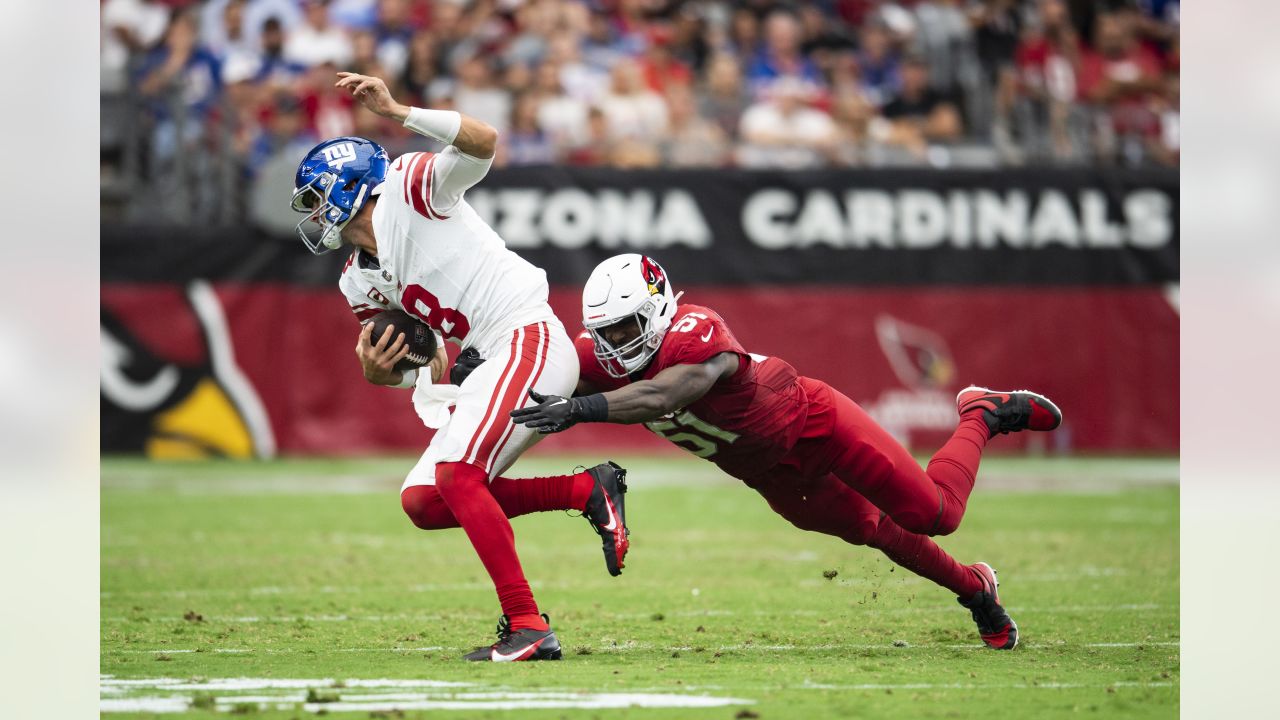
top-left (600, 495), bottom-right (619, 532)
top-left (491, 636), bottom-right (545, 662)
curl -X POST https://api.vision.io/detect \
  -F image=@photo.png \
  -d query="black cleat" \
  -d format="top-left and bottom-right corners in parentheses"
top-left (956, 386), bottom-right (1062, 439)
top-left (582, 461), bottom-right (630, 576)
top-left (461, 614), bottom-right (562, 662)
top-left (958, 562), bottom-right (1019, 650)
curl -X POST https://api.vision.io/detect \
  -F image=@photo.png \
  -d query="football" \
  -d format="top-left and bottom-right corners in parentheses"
top-left (366, 309), bottom-right (438, 373)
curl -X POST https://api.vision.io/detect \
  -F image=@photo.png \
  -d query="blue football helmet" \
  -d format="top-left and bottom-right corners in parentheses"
top-left (290, 136), bottom-right (389, 254)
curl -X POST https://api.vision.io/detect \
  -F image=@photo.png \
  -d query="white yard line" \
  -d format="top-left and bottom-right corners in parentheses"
top-left (98, 677), bottom-right (754, 714)
top-left (99, 671), bottom-right (1176, 715)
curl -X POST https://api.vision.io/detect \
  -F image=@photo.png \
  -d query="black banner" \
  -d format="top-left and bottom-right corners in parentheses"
top-left (103, 167), bottom-right (1177, 286)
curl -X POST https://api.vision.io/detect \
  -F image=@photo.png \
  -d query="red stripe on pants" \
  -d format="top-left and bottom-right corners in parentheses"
top-left (481, 322), bottom-right (549, 472)
top-left (461, 327), bottom-right (524, 465)
top-left (467, 323), bottom-right (545, 470)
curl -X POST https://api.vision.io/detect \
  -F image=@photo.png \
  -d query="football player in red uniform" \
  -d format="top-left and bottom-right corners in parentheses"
top-left (511, 254), bottom-right (1062, 650)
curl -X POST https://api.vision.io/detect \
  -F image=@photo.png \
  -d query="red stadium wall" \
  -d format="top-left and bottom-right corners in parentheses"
top-left (101, 283), bottom-right (1178, 455)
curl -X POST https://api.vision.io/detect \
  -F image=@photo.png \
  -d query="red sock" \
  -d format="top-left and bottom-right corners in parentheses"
top-left (508, 613), bottom-right (549, 632)
top-left (924, 414), bottom-right (990, 534)
top-left (402, 472), bottom-right (594, 530)
top-left (489, 471), bottom-right (594, 516)
top-left (434, 462), bottom-right (539, 619)
top-left (867, 516), bottom-right (982, 596)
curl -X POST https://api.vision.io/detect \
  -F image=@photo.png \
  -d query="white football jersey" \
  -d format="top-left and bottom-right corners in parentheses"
top-left (338, 146), bottom-right (552, 354)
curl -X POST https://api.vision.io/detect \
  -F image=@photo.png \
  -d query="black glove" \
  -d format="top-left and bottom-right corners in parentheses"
top-left (509, 389), bottom-right (608, 434)
top-left (449, 347), bottom-right (485, 386)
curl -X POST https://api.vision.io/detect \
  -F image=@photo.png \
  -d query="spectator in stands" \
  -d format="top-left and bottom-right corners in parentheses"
top-left (201, 0), bottom-right (303, 54)
top-left (132, 7), bottom-right (224, 219)
top-left (857, 23), bottom-right (901, 107)
top-left (453, 54), bottom-right (512, 136)
top-left (326, 0), bottom-right (379, 30)
top-left (910, 0), bottom-right (972, 96)
top-left (135, 8), bottom-right (222, 129)
top-left (799, 4), bottom-right (858, 62)
top-left (640, 27), bottom-right (694, 95)
top-left (372, 0), bottom-right (415, 77)
top-left (1141, 68), bottom-right (1178, 167)
top-left (286, 0), bottom-right (354, 68)
top-left (349, 29), bottom-right (380, 74)
top-left (738, 78), bottom-right (838, 169)
top-left (102, 0), bottom-right (170, 94)
top-left (503, 93), bottom-right (556, 166)
top-left (746, 10), bottom-right (825, 98)
top-left (598, 59), bottom-right (668, 145)
top-left (728, 7), bottom-right (760, 58)
top-left (970, 0), bottom-right (1022, 149)
top-left (881, 55), bottom-right (963, 156)
top-left (534, 60), bottom-right (589, 160)
top-left (546, 31), bottom-right (609, 103)
top-left (1078, 12), bottom-right (1164, 106)
top-left (298, 63), bottom-right (356, 140)
top-left (1015, 0), bottom-right (1083, 160)
top-left (668, 7), bottom-right (710, 75)
top-left (244, 93), bottom-right (318, 176)
top-left (256, 17), bottom-right (308, 88)
top-left (201, 0), bottom-right (253, 64)
top-left (503, 0), bottom-right (552, 69)
top-left (399, 30), bottom-right (439, 103)
top-left (425, 0), bottom-right (474, 73)
top-left (698, 53), bottom-right (751, 138)
top-left (563, 106), bottom-right (613, 166)
top-left (1077, 11), bottom-right (1164, 163)
top-left (609, 0), bottom-right (656, 58)
top-left (582, 8), bottom-right (629, 72)
top-left (831, 90), bottom-right (879, 166)
top-left (662, 84), bottom-right (732, 168)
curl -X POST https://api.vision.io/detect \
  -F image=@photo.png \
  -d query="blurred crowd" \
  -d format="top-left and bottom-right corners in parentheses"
top-left (101, 0), bottom-right (1179, 206)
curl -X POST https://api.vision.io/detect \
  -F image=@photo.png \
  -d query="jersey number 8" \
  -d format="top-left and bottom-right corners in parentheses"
top-left (401, 283), bottom-right (471, 342)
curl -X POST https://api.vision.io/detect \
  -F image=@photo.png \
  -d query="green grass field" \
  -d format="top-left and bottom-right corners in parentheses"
top-left (102, 454), bottom-right (1178, 718)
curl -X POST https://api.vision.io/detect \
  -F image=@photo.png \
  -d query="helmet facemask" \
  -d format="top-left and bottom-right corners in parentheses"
top-left (587, 297), bottom-right (664, 378)
top-left (291, 172), bottom-right (368, 255)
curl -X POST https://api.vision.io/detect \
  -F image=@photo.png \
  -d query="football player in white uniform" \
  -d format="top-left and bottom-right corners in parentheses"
top-left (290, 72), bottom-right (630, 662)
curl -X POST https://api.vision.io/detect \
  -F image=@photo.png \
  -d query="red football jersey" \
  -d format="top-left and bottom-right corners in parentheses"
top-left (576, 304), bottom-right (809, 478)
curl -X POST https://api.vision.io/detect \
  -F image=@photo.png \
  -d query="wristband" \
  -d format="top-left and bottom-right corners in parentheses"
top-left (392, 367), bottom-right (419, 389)
top-left (403, 107), bottom-right (461, 144)
top-left (575, 393), bottom-right (609, 423)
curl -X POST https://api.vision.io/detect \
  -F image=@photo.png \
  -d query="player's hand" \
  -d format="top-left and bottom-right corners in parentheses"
top-left (336, 71), bottom-right (408, 122)
top-left (428, 345), bottom-right (448, 384)
top-left (510, 390), bottom-right (608, 434)
top-left (449, 348), bottom-right (485, 386)
top-left (356, 321), bottom-right (410, 385)
top-left (509, 390), bottom-right (578, 434)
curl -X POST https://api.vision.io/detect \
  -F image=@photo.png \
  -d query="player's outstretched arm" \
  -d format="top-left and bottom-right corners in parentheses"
top-left (510, 353), bottom-right (739, 433)
top-left (599, 356), bottom-right (737, 423)
top-left (335, 71), bottom-right (498, 158)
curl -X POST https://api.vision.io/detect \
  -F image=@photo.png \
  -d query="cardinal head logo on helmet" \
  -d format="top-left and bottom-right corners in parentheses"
top-left (641, 255), bottom-right (667, 296)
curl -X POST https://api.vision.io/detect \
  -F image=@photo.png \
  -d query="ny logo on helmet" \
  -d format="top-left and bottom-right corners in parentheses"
top-left (322, 142), bottom-right (359, 170)
top-left (641, 256), bottom-right (666, 296)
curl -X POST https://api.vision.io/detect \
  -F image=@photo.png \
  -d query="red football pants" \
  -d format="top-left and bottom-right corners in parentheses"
top-left (786, 377), bottom-right (990, 537)
top-left (747, 470), bottom-right (981, 597)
